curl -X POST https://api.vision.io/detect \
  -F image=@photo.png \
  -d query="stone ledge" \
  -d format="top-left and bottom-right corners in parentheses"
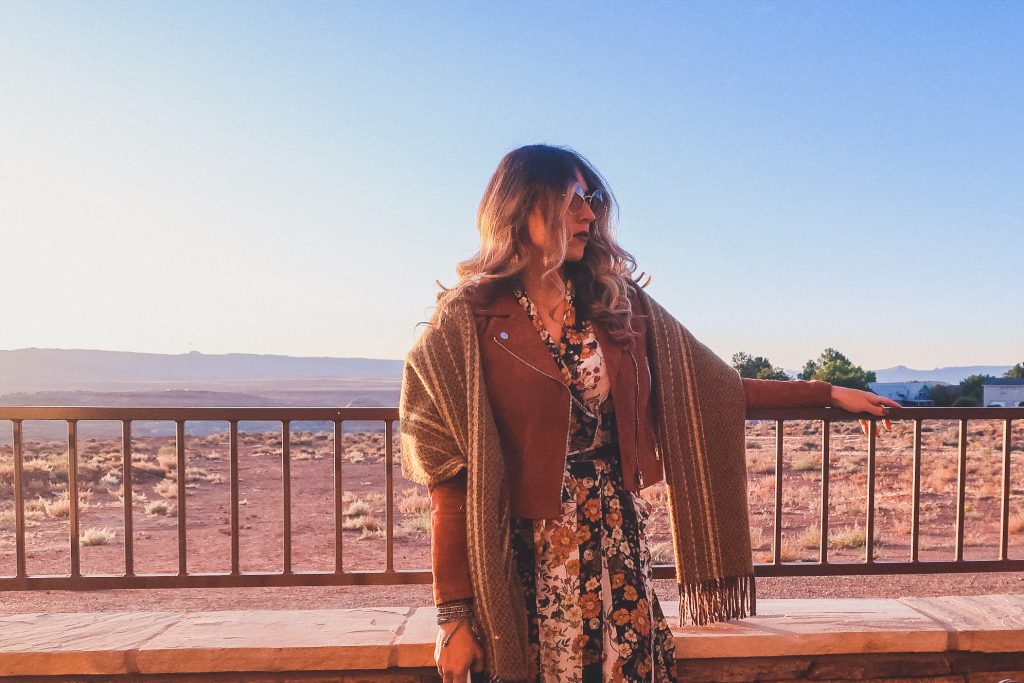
top-left (0, 596), bottom-right (1021, 677)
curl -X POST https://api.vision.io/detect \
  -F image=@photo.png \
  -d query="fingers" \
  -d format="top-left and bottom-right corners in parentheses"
top-left (859, 417), bottom-right (894, 436)
top-left (471, 647), bottom-right (485, 673)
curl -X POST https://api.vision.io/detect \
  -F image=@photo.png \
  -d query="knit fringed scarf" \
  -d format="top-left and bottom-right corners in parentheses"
top-left (639, 291), bottom-right (756, 626)
top-left (400, 287), bottom-right (755, 680)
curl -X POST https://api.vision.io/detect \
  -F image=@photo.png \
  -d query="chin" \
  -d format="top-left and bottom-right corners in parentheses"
top-left (564, 250), bottom-right (586, 263)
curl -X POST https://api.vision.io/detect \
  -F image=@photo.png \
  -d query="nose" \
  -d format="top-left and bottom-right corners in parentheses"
top-left (578, 199), bottom-right (596, 223)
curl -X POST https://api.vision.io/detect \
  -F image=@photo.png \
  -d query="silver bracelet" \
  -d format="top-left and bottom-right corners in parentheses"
top-left (436, 598), bottom-right (474, 624)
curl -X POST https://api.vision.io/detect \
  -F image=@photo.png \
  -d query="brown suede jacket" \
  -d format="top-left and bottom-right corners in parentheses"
top-left (425, 284), bottom-right (832, 604)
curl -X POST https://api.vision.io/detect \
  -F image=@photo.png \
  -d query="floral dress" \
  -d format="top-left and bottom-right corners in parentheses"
top-left (509, 282), bottom-right (677, 683)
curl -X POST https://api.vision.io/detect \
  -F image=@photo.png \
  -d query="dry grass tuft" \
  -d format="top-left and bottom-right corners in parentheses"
top-left (80, 527), bottom-right (115, 546)
top-left (793, 524), bottom-right (823, 550)
top-left (792, 455), bottom-right (820, 472)
top-left (649, 541), bottom-right (674, 564)
top-left (399, 488), bottom-right (431, 516)
top-left (153, 478), bottom-right (177, 499)
top-left (344, 500), bottom-right (372, 518)
top-left (828, 524), bottom-right (883, 550)
top-left (145, 500), bottom-right (171, 516)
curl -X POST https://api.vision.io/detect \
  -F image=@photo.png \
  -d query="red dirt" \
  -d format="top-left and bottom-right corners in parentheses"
top-left (1, 420), bottom-right (1022, 613)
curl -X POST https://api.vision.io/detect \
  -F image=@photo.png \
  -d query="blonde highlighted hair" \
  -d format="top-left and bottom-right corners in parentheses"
top-left (437, 144), bottom-right (644, 344)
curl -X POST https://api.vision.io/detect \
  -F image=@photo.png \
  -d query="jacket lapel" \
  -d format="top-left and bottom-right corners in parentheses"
top-left (473, 286), bottom-right (567, 386)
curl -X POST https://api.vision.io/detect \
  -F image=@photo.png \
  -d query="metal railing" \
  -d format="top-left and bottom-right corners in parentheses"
top-left (0, 405), bottom-right (1021, 590)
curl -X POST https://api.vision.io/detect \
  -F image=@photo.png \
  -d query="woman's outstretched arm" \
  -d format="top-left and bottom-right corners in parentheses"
top-left (742, 377), bottom-right (902, 434)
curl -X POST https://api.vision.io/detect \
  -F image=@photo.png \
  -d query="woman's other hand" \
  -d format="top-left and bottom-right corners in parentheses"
top-left (435, 619), bottom-right (484, 683)
top-left (829, 386), bottom-right (902, 435)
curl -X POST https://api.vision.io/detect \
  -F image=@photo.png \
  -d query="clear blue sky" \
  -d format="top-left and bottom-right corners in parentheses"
top-left (2, 1), bottom-right (1021, 371)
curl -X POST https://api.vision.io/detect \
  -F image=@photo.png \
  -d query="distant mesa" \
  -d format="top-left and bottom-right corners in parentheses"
top-left (0, 348), bottom-right (403, 394)
top-left (873, 364), bottom-right (1014, 385)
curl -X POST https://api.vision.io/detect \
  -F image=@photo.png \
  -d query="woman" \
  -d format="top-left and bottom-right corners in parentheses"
top-left (399, 144), bottom-right (898, 683)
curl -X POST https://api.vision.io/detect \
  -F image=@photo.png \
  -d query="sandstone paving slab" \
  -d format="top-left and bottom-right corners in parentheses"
top-left (393, 607), bottom-right (437, 668)
top-left (0, 611), bottom-right (182, 676)
top-left (135, 607), bottom-right (411, 673)
top-left (901, 594), bottom-right (1024, 653)
top-left (663, 597), bottom-right (950, 659)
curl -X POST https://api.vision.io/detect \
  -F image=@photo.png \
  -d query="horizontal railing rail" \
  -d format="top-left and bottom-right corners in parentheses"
top-left (0, 405), bottom-right (1021, 590)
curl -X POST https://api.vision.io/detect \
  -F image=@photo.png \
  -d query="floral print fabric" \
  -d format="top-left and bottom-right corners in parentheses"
top-left (510, 282), bottom-right (677, 683)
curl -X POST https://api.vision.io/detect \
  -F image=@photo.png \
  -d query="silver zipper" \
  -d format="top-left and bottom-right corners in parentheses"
top-left (627, 347), bottom-right (644, 488)
top-left (493, 336), bottom-right (575, 492)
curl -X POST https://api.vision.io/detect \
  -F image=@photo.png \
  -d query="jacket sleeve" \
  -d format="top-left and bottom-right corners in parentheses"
top-left (427, 470), bottom-right (474, 604)
top-left (742, 378), bottom-right (833, 408)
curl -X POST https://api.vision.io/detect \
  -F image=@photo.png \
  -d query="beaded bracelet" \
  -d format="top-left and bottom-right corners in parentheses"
top-left (436, 598), bottom-right (474, 624)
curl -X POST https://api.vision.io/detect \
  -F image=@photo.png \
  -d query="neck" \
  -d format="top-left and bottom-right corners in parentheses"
top-left (520, 263), bottom-right (567, 307)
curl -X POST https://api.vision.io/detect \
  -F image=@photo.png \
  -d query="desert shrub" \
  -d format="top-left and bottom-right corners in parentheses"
top-left (399, 488), bottom-right (431, 516)
top-left (41, 489), bottom-right (90, 518)
top-left (156, 446), bottom-right (177, 472)
top-left (145, 500), bottom-right (171, 516)
top-left (828, 524), bottom-right (883, 550)
top-left (1010, 513), bottom-right (1024, 534)
top-left (792, 455), bottom-right (820, 472)
top-left (779, 540), bottom-right (804, 562)
top-left (648, 541), bottom-right (674, 564)
top-left (0, 507), bottom-right (14, 531)
top-left (399, 512), bottom-right (431, 535)
top-left (342, 513), bottom-right (381, 532)
top-left (344, 499), bottom-right (372, 518)
top-left (794, 524), bottom-right (822, 550)
top-left (748, 526), bottom-right (768, 551)
top-left (153, 478), bottom-right (177, 499)
top-left (80, 527), bottom-right (115, 546)
top-left (99, 471), bottom-right (121, 489)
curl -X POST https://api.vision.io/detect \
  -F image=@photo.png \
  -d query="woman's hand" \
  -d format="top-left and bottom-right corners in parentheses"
top-left (435, 619), bottom-right (484, 683)
top-left (829, 386), bottom-right (901, 436)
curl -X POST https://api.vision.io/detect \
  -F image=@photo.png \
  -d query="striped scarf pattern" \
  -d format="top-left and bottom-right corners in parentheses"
top-left (400, 288), bottom-right (755, 680)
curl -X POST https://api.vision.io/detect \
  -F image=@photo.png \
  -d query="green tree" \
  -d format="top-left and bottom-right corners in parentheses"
top-left (959, 374), bottom-right (995, 405)
top-left (926, 384), bottom-right (959, 407)
top-left (798, 348), bottom-right (877, 391)
top-left (731, 352), bottom-right (790, 380)
top-left (1005, 363), bottom-right (1024, 379)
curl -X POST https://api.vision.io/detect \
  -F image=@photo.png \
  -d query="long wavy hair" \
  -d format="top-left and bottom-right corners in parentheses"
top-left (436, 144), bottom-right (644, 344)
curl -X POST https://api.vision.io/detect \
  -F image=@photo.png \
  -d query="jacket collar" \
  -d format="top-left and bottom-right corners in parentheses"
top-left (472, 283), bottom-right (566, 386)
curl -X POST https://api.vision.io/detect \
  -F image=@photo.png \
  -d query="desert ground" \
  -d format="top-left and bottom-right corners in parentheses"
top-left (1, 417), bottom-right (1022, 612)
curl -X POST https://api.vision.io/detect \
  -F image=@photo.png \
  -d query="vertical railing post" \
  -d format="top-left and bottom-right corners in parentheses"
top-left (12, 420), bottom-right (26, 579)
top-left (122, 420), bottom-right (135, 576)
top-left (68, 420), bottom-right (81, 578)
top-left (955, 418), bottom-right (968, 562)
top-left (176, 420), bottom-right (187, 576)
top-left (282, 421), bottom-right (292, 575)
top-left (911, 419), bottom-right (922, 563)
top-left (334, 420), bottom-right (344, 574)
top-left (819, 418), bottom-right (830, 564)
top-left (230, 420), bottom-right (239, 575)
top-left (773, 419), bottom-right (783, 564)
top-left (865, 418), bottom-right (876, 564)
top-left (385, 420), bottom-right (395, 574)
top-left (999, 418), bottom-right (1012, 561)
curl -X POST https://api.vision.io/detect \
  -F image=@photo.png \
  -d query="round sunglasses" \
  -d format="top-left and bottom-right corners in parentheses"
top-left (563, 182), bottom-right (608, 219)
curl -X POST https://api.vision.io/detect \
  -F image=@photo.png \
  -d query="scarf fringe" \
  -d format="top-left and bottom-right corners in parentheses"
top-left (677, 574), bottom-right (757, 627)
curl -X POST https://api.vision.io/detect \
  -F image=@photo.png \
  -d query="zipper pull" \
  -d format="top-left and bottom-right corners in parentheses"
top-left (638, 469), bottom-right (645, 488)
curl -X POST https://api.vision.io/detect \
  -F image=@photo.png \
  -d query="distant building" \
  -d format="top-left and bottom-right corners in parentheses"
top-left (982, 378), bottom-right (1024, 407)
top-left (868, 381), bottom-right (948, 406)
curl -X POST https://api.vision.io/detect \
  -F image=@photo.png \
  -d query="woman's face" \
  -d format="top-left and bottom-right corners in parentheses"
top-left (526, 169), bottom-right (596, 266)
